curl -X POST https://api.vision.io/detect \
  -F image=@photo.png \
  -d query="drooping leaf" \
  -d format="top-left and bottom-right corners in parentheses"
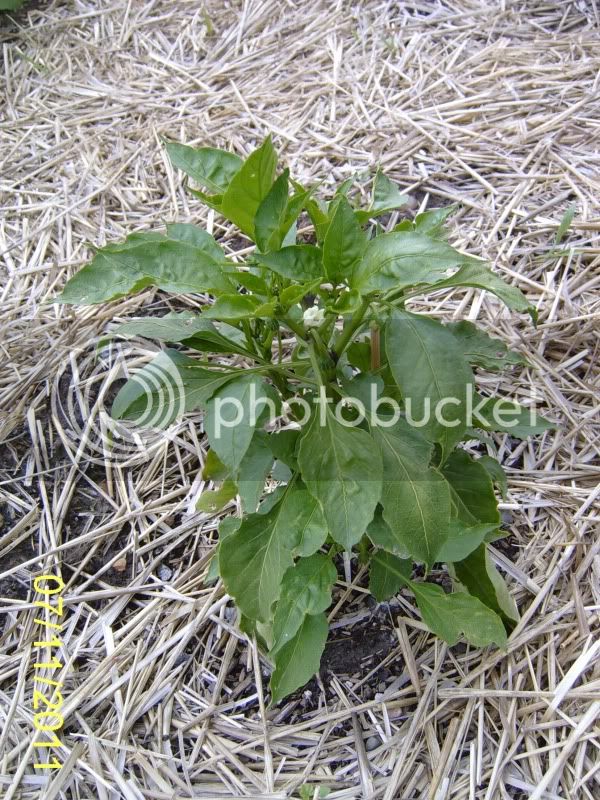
top-left (204, 375), bottom-right (280, 470)
top-left (202, 449), bottom-right (229, 481)
top-left (323, 196), bottom-right (366, 283)
top-left (452, 544), bottom-right (519, 625)
top-left (409, 581), bottom-right (507, 647)
top-left (424, 259), bottom-right (534, 317)
top-left (373, 421), bottom-right (450, 566)
top-left (298, 409), bottom-right (382, 550)
top-left (111, 349), bottom-right (235, 426)
top-left (165, 142), bottom-right (242, 193)
top-left (472, 396), bottom-right (556, 439)
top-left (220, 483), bottom-right (323, 622)
top-left (237, 431), bottom-right (274, 513)
top-left (442, 449), bottom-right (500, 525)
top-left (478, 455), bottom-right (508, 499)
top-left (367, 507), bottom-right (410, 558)
top-left (434, 521), bottom-right (499, 563)
top-left (385, 312), bottom-right (474, 460)
top-left (196, 479), bottom-right (238, 513)
top-left (254, 169), bottom-right (290, 252)
top-left (369, 549), bottom-right (412, 602)
top-left (351, 231), bottom-right (478, 294)
top-left (255, 245), bottom-right (324, 282)
top-left (270, 553), bottom-right (337, 655)
top-left (446, 321), bottom-right (526, 371)
top-left (270, 612), bottom-right (328, 705)
top-left (220, 136), bottom-right (278, 238)
top-left (58, 235), bottom-right (234, 305)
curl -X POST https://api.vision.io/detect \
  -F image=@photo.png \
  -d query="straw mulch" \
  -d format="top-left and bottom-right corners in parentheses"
top-left (1, 1), bottom-right (599, 798)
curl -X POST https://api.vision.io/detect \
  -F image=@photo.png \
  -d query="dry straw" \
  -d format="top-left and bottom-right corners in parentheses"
top-left (1, 1), bottom-right (599, 798)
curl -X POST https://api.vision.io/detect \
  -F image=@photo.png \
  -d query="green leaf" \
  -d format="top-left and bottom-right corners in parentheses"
top-left (446, 321), bottom-right (526, 371)
top-left (165, 222), bottom-right (225, 260)
top-left (304, 195), bottom-right (330, 243)
top-left (202, 449), bottom-right (229, 481)
top-left (58, 235), bottom-right (233, 304)
top-left (367, 507), bottom-right (410, 558)
top-left (442, 449), bottom-right (500, 525)
top-left (478, 456), bottom-right (508, 499)
top-left (269, 612), bottom-right (328, 705)
top-left (555, 204), bottom-right (577, 244)
top-left (385, 312), bottom-right (474, 460)
top-left (1, 1), bottom-right (26, 10)
top-left (220, 483), bottom-right (323, 622)
top-left (452, 544), bottom-right (519, 625)
top-left (413, 205), bottom-right (457, 238)
top-left (201, 294), bottom-right (262, 320)
top-left (373, 421), bottom-right (450, 566)
top-left (323, 196), bottom-right (366, 283)
top-left (204, 375), bottom-right (279, 470)
top-left (369, 550), bottom-right (412, 602)
top-left (351, 231), bottom-right (478, 294)
top-left (270, 553), bottom-right (337, 655)
top-left (111, 350), bottom-right (235, 426)
top-left (424, 259), bottom-right (534, 317)
top-left (196, 479), bottom-right (237, 513)
top-left (220, 136), bottom-right (278, 238)
top-left (255, 245), bottom-right (324, 282)
top-left (409, 581), bottom-right (507, 647)
top-left (298, 409), bottom-right (382, 550)
top-left (434, 521), bottom-right (499, 563)
top-left (355, 170), bottom-right (409, 223)
top-left (472, 396), bottom-right (556, 439)
top-left (254, 169), bottom-right (290, 252)
top-left (267, 429), bottom-right (300, 470)
top-left (237, 432), bottom-right (274, 513)
top-left (165, 142), bottom-right (242, 193)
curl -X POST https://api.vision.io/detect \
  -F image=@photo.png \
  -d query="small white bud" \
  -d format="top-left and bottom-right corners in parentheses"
top-left (302, 305), bottom-right (325, 328)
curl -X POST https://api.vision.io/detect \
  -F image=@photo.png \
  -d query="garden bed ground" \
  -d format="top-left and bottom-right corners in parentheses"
top-left (1, 1), bottom-right (599, 798)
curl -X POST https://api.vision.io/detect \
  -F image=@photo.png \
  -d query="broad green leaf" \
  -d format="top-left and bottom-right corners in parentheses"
top-left (220, 136), bottom-right (278, 238)
top-left (204, 375), bottom-right (279, 470)
top-left (58, 235), bottom-right (233, 304)
top-left (270, 553), bottom-right (337, 655)
top-left (255, 245), bottom-right (323, 282)
top-left (478, 455), bottom-right (508, 499)
top-left (267, 429), bottom-right (300, 470)
top-left (425, 259), bottom-right (534, 317)
top-left (165, 222), bottom-right (225, 260)
top-left (385, 312), bottom-right (474, 460)
top-left (292, 488), bottom-right (329, 558)
top-left (298, 409), bottom-right (382, 550)
top-left (373, 421), bottom-right (450, 566)
top-left (254, 169), bottom-right (290, 252)
top-left (220, 483), bottom-right (322, 622)
top-left (367, 507), bottom-right (410, 558)
top-left (165, 142), bottom-right (242, 193)
top-left (232, 270), bottom-right (269, 294)
top-left (452, 544), bottom-right (519, 625)
top-left (270, 612), bottom-right (328, 705)
top-left (434, 521), bottom-right (499, 563)
top-left (355, 170), bottom-right (409, 223)
top-left (237, 431), bottom-right (274, 513)
top-left (442, 449), bottom-right (500, 525)
top-left (279, 279), bottom-right (321, 309)
top-left (472, 396), bottom-right (556, 439)
top-left (447, 321), bottom-right (525, 371)
top-left (323, 196), bottom-right (366, 283)
top-left (409, 581), bottom-right (507, 647)
top-left (111, 350), bottom-right (235, 426)
top-left (332, 288), bottom-right (362, 314)
top-left (202, 449), bottom-right (229, 481)
top-left (201, 294), bottom-right (262, 320)
top-left (196, 479), bottom-right (237, 513)
top-left (413, 205), bottom-right (457, 238)
top-left (351, 231), bottom-right (478, 294)
top-left (369, 550), bottom-right (412, 602)
top-left (305, 195), bottom-right (330, 243)
top-left (346, 340), bottom-right (371, 373)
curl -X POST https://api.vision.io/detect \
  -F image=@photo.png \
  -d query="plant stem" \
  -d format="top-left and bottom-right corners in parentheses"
top-left (333, 297), bottom-right (371, 359)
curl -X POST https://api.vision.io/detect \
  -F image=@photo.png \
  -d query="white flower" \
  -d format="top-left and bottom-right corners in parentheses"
top-left (303, 305), bottom-right (325, 328)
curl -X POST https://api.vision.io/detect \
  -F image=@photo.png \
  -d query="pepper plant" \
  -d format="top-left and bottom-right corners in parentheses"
top-left (59, 136), bottom-right (554, 703)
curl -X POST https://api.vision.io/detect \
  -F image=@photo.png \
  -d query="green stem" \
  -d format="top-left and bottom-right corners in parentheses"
top-left (333, 297), bottom-right (371, 359)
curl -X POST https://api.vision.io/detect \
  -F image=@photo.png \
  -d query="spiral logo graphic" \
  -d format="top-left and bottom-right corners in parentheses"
top-left (52, 336), bottom-right (186, 466)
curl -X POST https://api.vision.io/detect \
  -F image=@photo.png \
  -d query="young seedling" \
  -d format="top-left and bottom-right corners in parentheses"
top-left (58, 136), bottom-right (554, 703)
